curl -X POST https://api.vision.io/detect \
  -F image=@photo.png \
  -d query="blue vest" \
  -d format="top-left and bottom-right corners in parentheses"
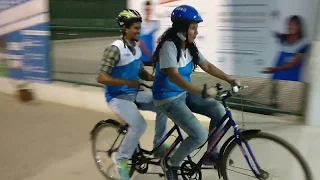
top-left (272, 38), bottom-right (310, 82)
top-left (105, 40), bottom-right (142, 102)
top-left (152, 48), bottom-right (194, 100)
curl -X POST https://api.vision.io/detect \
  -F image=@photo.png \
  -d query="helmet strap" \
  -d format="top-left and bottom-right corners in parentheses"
top-left (177, 32), bottom-right (186, 41)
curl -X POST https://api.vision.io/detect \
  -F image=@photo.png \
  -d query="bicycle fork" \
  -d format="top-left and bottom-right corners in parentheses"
top-left (233, 126), bottom-right (262, 178)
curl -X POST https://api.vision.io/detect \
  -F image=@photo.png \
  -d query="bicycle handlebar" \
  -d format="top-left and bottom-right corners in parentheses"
top-left (203, 83), bottom-right (248, 101)
top-left (140, 82), bottom-right (247, 102)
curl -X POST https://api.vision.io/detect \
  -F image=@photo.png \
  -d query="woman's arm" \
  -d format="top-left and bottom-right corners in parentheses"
top-left (264, 53), bottom-right (305, 73)
top-left (162, 68), bottom-right (202, 95)
top-left (197, 52), bottom-right (238, 85)
top-left (199, 60), bottom-right (234, 84)
top-left (263, 43), bottom-right (310, 73)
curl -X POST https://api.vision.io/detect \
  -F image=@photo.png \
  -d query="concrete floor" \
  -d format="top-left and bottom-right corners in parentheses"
top-left (0, 92), bottom-right (319, 180)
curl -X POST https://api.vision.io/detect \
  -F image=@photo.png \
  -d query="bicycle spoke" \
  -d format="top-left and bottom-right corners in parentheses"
top-left (228, 165), bottom-right (253, 172)
top-left (221, 131), bottom-right (312, 180)
top-left (226, 167), bottom-right (257, 178)
top-left (96, 150), bottom-right (108, 153)
top-left (110, 132), bottom-right (122, 150)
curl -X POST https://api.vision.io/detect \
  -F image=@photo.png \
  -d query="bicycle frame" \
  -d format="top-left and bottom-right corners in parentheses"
top-left (197, 107), bottom-right (262, 178)
top-left (135, 107), bottom-right (261, 178)
top-left (133, 84), bottom-right (262, 178)
top-left (134, 122), bottom-right (193, 166)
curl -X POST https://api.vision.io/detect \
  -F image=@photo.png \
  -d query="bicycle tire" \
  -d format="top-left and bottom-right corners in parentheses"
top-left (91, 120), bottom-right (136, 179)
top-left (220, 131), bottom-right (312, 180)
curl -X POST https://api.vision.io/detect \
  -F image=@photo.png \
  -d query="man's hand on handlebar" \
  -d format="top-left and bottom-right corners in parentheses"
top-left (125, 80), bottom-right (141, 88)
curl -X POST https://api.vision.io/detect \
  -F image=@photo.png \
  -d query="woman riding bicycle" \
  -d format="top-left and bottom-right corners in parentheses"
top-left (151, 5), bottom-right (239, 179)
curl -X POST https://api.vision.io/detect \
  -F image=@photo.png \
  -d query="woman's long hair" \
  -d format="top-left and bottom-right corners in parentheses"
top-left (152, 23), bottom-right (200, 73)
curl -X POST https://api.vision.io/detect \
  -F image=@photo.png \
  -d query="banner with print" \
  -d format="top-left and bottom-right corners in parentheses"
top-left (210, 0), bottom-right (318, 82)
top-left (128, 0), bottom-right (319, 82)
top-left (0, 0), bottom-right (51, 83)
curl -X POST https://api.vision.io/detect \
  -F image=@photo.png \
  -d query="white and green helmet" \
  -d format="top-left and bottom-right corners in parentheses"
top-left (117, 9), bottom-right (142, 28)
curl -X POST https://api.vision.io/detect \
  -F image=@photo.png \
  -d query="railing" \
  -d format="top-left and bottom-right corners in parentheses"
top-left (49, 25), bottom-right (306, 117)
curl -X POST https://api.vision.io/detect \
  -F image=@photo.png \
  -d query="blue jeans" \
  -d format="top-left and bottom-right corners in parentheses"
top-left (155, 93), bottom-right (226, 166)
top-left (108, 91), bottom-right (168, 160)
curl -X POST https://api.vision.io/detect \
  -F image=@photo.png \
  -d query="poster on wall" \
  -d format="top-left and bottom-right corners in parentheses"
top-left (210, 1), bottom-right (271, 77)
top-left (0, 0), bottom-right (51, 83)
top-left (210, 0), bottom-right (317, 82)
top-left (128, 0), bottom-right (319, 82)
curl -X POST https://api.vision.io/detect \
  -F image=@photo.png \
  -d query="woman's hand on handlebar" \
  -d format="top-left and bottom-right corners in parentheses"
top-left (228, 79), bottom-right (241, 87)
top-left (202, 84), bottom-right (218, 99)
top-left (206, 86), bottom-right (218, 98)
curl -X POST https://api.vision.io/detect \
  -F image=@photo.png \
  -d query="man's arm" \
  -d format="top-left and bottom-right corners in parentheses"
top-left (273, 32), bottom-right (287, 41)
top-left (97, 45), bottom-right (130, 86)
top-left (138, 63), bottom-right (154, 81)
top-left (138, 40), bottom-right (153, 58)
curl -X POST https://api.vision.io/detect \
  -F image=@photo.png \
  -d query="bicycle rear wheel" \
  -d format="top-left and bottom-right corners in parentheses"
top-left (91, 119), bottom-right (136, 180)
top-left (220, 131), bottom-right (312, 180)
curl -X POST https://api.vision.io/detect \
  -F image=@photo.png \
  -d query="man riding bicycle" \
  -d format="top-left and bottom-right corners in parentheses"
top-left (151, 5), bottom-right (239, 179)
top-left (96, 9), bottom-right (169, 180)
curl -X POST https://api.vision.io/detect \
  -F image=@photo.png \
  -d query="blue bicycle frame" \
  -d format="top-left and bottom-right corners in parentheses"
top-left (150, 85), bottom-right (263, 178)
top-left (199, 107), bottom-right (262, 178)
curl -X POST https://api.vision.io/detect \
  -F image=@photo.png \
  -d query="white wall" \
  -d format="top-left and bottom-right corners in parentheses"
top-left (305, 0), bottom-right (320, 126)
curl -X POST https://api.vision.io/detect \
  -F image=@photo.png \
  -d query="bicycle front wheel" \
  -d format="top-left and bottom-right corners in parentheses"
top-left (220, 131), bottom-right (312, 180)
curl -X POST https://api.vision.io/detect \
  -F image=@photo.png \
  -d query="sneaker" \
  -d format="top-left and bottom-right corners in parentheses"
top-left (154, 143), bottom-right (173, 158)
top-left (160, 158), bottom-right (179, 180)
top-left (112, 153), bottom-right (131, 180)
top-left (203, 153), bottom-right (219, 168)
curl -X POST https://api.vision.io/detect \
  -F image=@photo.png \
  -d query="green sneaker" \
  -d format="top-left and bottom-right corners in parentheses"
top-left (154, 143), bottom-right (176, 158)
top-left (112, 153), bottom-right (131, 180)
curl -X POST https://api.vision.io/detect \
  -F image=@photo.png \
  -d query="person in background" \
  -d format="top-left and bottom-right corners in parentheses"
top-left (139, 0), bottom-right (160, 66)
top-left (96, 9), bottom-right (169, 180)
top-left (262, 15), bottom-right (311, 107)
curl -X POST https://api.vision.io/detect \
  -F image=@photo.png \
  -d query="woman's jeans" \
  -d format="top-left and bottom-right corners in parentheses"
top-left (156, 93), bottom-right (226, 166)
top-left (108, 91), bottom-right (168, 160)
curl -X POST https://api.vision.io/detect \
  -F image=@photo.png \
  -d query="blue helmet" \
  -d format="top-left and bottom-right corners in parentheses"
top-left (171, 5), bottom-right (203, 23)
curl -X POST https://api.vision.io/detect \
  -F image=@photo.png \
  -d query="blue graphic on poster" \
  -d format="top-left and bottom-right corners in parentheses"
top-left (269, 35), bottom-right (311, 82)
top-left (6, 31), bottom-right (24, 79)
top-left (21, 23), bottom-right (51, 83)
top-left (6, 22), bottom-right (51, 83)
top-left (1, 0), bottom-right (51, 83)
top-left (140, 20), bottom-right (160, 63)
